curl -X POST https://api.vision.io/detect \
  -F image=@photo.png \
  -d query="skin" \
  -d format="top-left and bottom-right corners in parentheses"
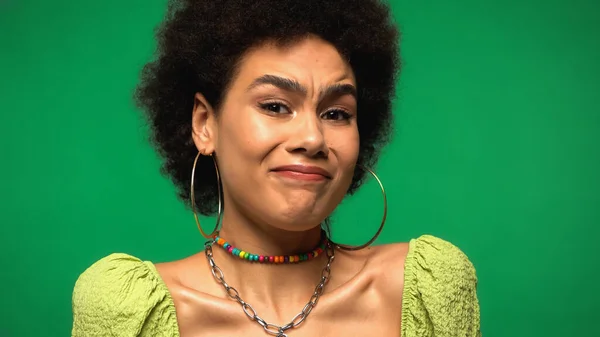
top-left (156, 36), bottom-right (409, 337)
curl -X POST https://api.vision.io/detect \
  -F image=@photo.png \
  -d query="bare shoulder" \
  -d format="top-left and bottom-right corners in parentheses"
top-left (369, 243), bottom-right (410, 302)
top-left (332, 242), bottom-right (410, 299)
top-left (154, 252), bottom-right (221, 329)
top-left (363, 242), bottom-right (410, 270)
top-left (371, 242), bottom-right (410, 259)
top-left (367, 242), bottom-right (411, 299)
top-left (153, 252), bottom-right (217, 306)
top-left (154, 252), bottom-right (209, 291)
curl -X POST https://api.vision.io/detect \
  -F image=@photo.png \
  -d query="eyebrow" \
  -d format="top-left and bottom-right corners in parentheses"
top-left (247, 75), bottom-right (307, 95)
top-left (246, 74), bottom-right (357, 101)
top-left (318, 83), bottom-right (357, 102)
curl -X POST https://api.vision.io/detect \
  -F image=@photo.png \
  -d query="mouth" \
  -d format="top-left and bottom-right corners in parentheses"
top-left (271, 165), bottom-right (332, 182)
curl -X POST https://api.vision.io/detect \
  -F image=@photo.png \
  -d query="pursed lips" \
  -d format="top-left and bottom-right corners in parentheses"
top-left (271, 165), bottom-right (332, 181)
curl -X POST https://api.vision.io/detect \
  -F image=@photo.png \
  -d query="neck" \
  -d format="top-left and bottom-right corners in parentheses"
top-left (208, 210), bottom-right (331, 320)
top-left (217, 209), bottom-right (324, 256)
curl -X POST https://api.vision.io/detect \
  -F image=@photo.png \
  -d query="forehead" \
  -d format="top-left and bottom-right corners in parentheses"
top-left (231, 37), bottom-right (356, 89)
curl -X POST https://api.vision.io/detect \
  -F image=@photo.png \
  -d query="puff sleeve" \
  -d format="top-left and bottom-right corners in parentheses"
top-left (401, 235), bottom-right (481, 337)
top-left (71, 253), bottom-right (179, 337)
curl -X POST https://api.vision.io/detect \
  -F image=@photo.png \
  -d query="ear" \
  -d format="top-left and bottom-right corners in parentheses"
top-left (191, 92), bottom-right (217, 155)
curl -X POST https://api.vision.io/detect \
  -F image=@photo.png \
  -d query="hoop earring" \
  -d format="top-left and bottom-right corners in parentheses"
top-left (190, 151), bottom-right (222, 239)
top-left (328, 166), bottom-right (387, 251)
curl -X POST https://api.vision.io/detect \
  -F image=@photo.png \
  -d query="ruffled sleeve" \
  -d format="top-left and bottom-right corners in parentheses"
top-left (401, 235), bottom-right (481, 337)
top-left (71, 253), bottom-right (179, 337)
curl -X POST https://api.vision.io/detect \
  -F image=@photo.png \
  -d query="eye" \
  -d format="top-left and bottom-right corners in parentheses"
top-left (258, 102), bottom-right (291, 114)
top-left (321, 109), bottom-right (352, 121)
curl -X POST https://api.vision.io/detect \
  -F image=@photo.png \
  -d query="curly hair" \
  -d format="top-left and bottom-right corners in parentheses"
top-left (135, 0), bottom-right (401, 216)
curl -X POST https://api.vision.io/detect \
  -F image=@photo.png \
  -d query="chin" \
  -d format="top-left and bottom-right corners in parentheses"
top-left (274, 208), bottom-right (327, 232)
top-left (258, 190), bottom-right (339, 230)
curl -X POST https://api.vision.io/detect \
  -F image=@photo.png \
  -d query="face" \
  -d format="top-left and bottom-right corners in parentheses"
top-left (193, 36), bottom-right (359, 232)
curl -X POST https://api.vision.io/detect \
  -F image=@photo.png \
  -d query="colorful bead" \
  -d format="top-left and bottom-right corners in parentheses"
top-left (212, 235), bottom-right (327, 264)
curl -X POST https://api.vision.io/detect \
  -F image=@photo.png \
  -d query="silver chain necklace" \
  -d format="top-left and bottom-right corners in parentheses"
top-left (204, 240), bottom-right (335, 337)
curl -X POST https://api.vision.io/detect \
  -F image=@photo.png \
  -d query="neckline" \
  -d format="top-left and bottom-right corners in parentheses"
top-left (145, 237), bottom-right (419, 337)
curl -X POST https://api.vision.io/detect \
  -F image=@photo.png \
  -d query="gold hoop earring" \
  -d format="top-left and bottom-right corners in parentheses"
top-left (328, 166), bottom-right (387, 251)
top-left (190, 151), bottom-right (222, 239)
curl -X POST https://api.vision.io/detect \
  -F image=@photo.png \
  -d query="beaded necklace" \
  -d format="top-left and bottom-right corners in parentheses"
top-left (213, 233), bottom-right (327, 264)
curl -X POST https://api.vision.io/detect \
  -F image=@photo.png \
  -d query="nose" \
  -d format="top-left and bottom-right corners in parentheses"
top-left (284, 113), bottom-right (329, 158)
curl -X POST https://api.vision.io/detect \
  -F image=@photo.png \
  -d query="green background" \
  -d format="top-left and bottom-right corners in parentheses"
top-left (1, 0), bottom-right (598, 336)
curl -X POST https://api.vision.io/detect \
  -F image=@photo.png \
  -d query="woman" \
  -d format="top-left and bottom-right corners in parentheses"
top-left (72, 0), bottom-right (481, 336)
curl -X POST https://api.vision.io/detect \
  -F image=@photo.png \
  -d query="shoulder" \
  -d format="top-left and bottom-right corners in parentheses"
top-left (406, 235), bottom-right (477, 279)
top-left (74, 253), bottom-right (153, 286)
top-left (402, 235), bottom-right (481, 337)
top-left (73, 253), bottom-right (160, 301)
top-left (71, 253), bottom-right (178, 336)
top-left (339, 241), bottom-right (410, 301)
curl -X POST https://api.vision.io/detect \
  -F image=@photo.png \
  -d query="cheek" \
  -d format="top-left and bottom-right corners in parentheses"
top-left (218, 107), bottom-right (274, 155)
top-left (332, 128), bottom-right (360, 164)
top-left (329, 128), bottom-right (360, 185)
top-left (215, 107), bottom-right (282, 188)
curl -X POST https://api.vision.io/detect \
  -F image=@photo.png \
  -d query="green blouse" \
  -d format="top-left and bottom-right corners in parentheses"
top-left (71, 235), bottom-right (481, 336)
